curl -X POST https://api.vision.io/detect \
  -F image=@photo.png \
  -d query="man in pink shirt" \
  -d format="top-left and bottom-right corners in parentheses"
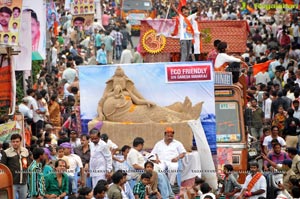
top-left (102, 11), bottom-right (110, 30)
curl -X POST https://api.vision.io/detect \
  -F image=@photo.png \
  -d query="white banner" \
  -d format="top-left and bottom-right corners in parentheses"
top-left (22, 0), bottom-right (46, 60)
top-left (14, 12), bottom-right (32, 71)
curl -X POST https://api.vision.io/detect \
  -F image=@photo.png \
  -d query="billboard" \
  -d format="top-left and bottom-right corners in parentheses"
top-left (0, 0), bottom-right (22, 46)
top-left (70, 0), bottom-right (94, 15)
top-left (78, 62), bottom-right (217, 188)
top-left (22, 0), bottom-right (46, 60)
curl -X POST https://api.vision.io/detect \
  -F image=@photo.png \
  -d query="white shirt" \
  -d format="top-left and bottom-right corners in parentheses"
top-left (62, 67), bottom-right (77, 84)
top-left (151, 139), bottom-right (186, 162)
top-left (127, 148), bottom-right (145, 179)
top-left (51, 47), bottom-right (58, 67)
top-left (294, 109), bottom-right (300, 120)
top-left (255, 71), bottom-right (270, 85)
top-left (32, 98), bottom-right (44, 123)
top-left (107, 139), bottom-right (118, 150)
top-left (18, 103), bottom-right (33, 119)
top-left (263, 135), bottom-right (286, 152)
top-left (26, 95), bottom-right (35, 110)
top-left (70, 138), bottom-right (81, 148)
top-left (200, 193), bottom-right (216, 199)
top-left (63, 82), bottom-right (73, 99)
top-left (242, 173), bottom-right (267, 199)
top-left (66, 153), bottom-right (83, 177)
top-left (89, 140), bottom-right (112, 177)
top-left (179, 13), bottom-right (196, 40)
top-left (253, 44), bottom-right (267, 57)
top-left (262, 98), bottom-right (272, 120)
top-left (214, 53), bottom-right (241, 69)
top-left (292, 24), bottom-right (299, 37)
top-left (120, 49), bottom-right (133, 64)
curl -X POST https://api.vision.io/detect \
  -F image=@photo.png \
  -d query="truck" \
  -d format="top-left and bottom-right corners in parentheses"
top-left (214, 75), bottom-right (248, 184)
top-left (0, 163), bottom-right (13, 199)
top-left (120, 0), bottom-right (154, 35)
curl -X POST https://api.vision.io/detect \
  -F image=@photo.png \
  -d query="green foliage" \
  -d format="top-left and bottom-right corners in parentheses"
top-left (32, 60), bottom-right (42, 83)
top-left (15, 71), bottom-right (24, 104)
top-left (202, 28), bottom-right (212, 44)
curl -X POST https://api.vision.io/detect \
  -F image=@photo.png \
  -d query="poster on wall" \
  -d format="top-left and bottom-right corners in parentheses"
top-left (0, 0), bottom-right (22, 46)
top-left (46, 1), bottom-right (60, 30)
top-left (72, 14), bottom-right (93, 31)
top-left (14, 12), bottom-right (32, 71)
top-left (78, 62), bottom-right (217, 188)
top-left (22, 0), bottom-right (46, 60)
top-left (70, 0), bottom-right (94, 15)
top-left (217, 147), bottom-right (233, 177)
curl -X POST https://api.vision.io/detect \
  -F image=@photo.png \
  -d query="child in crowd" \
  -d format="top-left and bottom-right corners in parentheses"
top-left (78, 187), bottom-right (93, 199)
top-left (57, 146), bottom-right (70, 168)
top-left (93, 184), bottom-right (107, 199)
top-left (260, 127), bottom-right (270, 155)
top-left (186, 176), bottom-right (205, 199)
top-left (133, 172), bottom-right (151, 199)
top-left (144, 161), bottom-right (162, 199)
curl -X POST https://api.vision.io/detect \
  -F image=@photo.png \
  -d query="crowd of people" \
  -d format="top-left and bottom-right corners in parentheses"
top-left (0, 0), bottom-right (300, 198)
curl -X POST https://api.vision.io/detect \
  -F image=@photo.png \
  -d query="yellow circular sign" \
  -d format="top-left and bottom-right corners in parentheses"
top-left (142, 29), bottom-right (166, 54)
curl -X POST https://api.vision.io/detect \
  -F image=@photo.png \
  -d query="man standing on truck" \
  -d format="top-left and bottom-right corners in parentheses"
top-left (171, 1), bottom-right (201, 62)
top-left (1, 134), bottom-right (29, 199)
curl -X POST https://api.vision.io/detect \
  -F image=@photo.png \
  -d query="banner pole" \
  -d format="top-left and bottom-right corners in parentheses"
top-left (8, 47), bottom-right (16, 116)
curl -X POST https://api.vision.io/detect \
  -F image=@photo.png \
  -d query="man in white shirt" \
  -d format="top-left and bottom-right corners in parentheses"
top-left (171, 4), bottom-right (199, 61)
top-left (262, 92), bottom-right (272, 125)
top-left (62, 62), bottom-right (77, 84)
top-left (61, 142), bottom-right (85, 194)
top-left (263, 125), bottom-right (286, 154)
top-left (18, 98), bottom-right (33, 120)
top-left (31, 92), bottom-right (45, 137)
top-left (237, 162), bottom-right (266, 199)
top-left (127, 137), bottom-right (145, 188)
top-left (151, 127), bottom-right (186, 185)
top-left (89, 128), bottom-right (112, 188)
top-left (214, 42), bottom-right (247, 83)
top-left (120, 46), bottom-right (133, 64)
top-left (253, 40), bottom-right (267, 58)
top-left (255, 71), bottom-right (270, 86)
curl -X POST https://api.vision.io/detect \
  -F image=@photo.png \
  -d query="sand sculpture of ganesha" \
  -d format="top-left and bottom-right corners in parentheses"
top-left (95, 66), bottom-right (203, 123)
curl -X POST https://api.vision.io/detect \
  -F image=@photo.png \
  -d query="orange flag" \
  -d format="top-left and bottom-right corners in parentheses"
top-left (247, 5), bottom-right (255, 13)
top-left (283, 0), bottom-right (294, 4)
top-left (253, 60), bottom-right (273, 76)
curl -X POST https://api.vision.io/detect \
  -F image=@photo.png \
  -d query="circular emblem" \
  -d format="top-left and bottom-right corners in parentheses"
top-left (142, 29), bottom-right (166, 54)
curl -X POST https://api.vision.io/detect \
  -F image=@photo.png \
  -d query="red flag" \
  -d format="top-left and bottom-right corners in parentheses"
top-left (178, 0), bottom-right (187, 11)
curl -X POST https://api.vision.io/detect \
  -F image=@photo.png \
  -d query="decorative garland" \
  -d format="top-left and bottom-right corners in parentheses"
top-left (142, 29), bottom-right (166, 54)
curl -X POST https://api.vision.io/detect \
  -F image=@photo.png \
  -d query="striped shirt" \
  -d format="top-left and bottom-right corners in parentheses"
top-left (114, 32), bottom-right (123, 46)
top-left (28, 160), bottom-right (45, 197)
